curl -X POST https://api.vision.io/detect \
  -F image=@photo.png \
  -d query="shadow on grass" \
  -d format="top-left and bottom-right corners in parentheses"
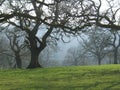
top-left (82, 81), bottom-right (120, 90)
top-left (82, 82), bottom-right (100, 90)
top-left (103, 82), bottom-right (120, 90)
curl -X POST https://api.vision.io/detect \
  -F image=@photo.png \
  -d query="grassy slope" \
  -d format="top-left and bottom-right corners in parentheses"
top-left (0, 65), bottom-right (120, 90)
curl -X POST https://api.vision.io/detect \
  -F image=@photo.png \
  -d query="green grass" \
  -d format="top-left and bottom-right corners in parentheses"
top-left (0, 64), bottom-right (120, 90)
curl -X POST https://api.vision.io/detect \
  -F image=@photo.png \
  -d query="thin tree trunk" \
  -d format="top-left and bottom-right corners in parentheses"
top-left (114, 48), bottom-right (118, 64)
top-left (15, 56), bottom-right (22, 68)
top-left (15, 53), bottom-right (22, 68)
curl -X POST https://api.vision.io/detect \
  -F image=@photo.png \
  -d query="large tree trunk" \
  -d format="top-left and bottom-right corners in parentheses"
top-left (98, 56), bottom-right (101, 65)
top-left (113, 48), bottom-right (118, 64)
top-left (27, 51), bottom-right (42, 68)
top-left (26, 28), bottom-right (47, 69)
top-left (98, 59), bottom-right (101, 65)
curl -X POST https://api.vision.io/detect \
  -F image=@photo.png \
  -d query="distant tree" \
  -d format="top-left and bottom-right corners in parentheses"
top-left (81, 27), bottom-right (111, 65)
top-left (63, 46), bottom-right (87, 66)
top-left (39, 40), bottom-right (59, 67)
top-left (118, 50), bottom-right (120, 64)
top-left (106, 51), bottom-right (113, 64)
top-left (0, 35), bottom-right (6, 65)
top-left (109, 31), bottom-right (120, 64)
top-left (6, 28), bottom-right (26, 68)
top-left (0, 33), bottom-right (13, 68)
top-left (0, 37), bottom-right (6, 54)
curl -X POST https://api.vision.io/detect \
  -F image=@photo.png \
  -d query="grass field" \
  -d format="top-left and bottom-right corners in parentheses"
top-left (0, 64), bottom-right (120, 90)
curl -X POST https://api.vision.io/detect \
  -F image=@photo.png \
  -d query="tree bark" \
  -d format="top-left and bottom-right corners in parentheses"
top-left (27, 51), bottom-right (42, 68)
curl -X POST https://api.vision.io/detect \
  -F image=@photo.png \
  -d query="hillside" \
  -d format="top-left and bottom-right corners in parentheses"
top-left (0, 65), bottom-right (120, 90)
